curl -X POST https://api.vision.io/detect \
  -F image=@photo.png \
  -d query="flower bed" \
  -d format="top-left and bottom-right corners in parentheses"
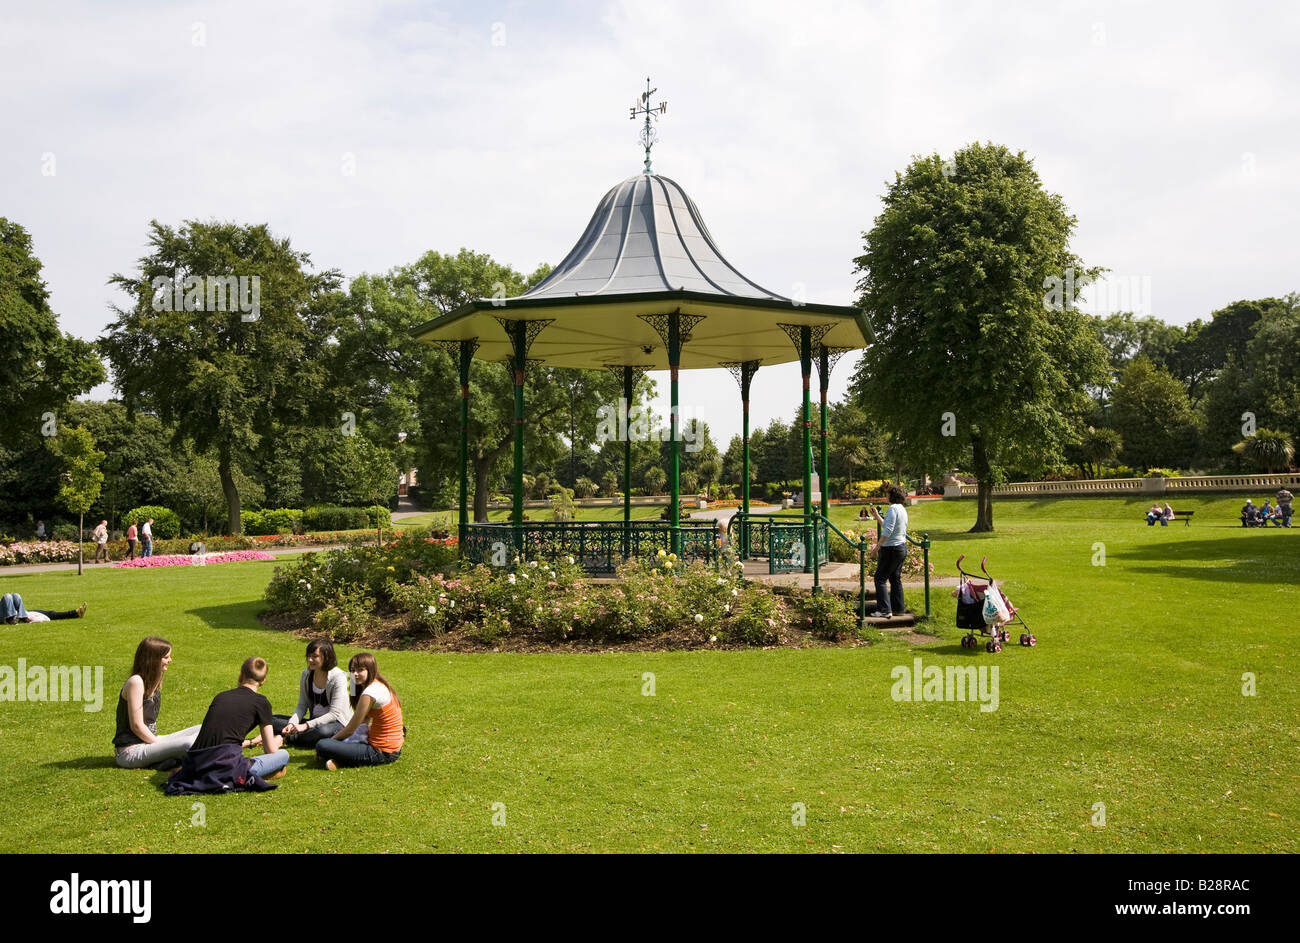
top-left (264, 544), bottom-right (867, 651)
top-left (114, 551), bottom-right (276, 568)
top-left (0, 541), bottom-right (83, 566)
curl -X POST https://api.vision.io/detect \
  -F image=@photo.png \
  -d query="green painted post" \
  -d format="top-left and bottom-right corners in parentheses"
top-left (800, 326), bottom-right (814, 581)
top-left (510, 321), bottom-right (526, 554)
top-left (623, 366), bottom-right (633, 559)
top-left (740, 361), bottom-right (756, 559)
top-left (922, 533), bottom-right (931, 619)
top-left (818, 346), bottom-right (830, 521)
top-left (458, 341), bottom-right (472, 546)
top-left (669, 312), bottom-right (681, 558)
top-left (858, 536), bottom-right (866, 625)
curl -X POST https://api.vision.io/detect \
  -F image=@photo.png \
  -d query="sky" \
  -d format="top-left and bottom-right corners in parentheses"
top-left (3, 0), bottom-right (1298, 447)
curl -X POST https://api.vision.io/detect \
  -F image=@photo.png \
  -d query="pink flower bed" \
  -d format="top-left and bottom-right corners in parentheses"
top-left (113, 551), bottom-right (275, 569)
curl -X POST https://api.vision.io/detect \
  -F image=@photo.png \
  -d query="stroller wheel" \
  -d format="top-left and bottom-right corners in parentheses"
top-left (1027, 634), bottom-right (1037, 647)
top-left (961, 635), bottom-right (971, 648)
top-left (1020, 634), bottom-right (1029, 646)
top-left (999, 629), bottom-right (1010, 642)
top-left (986, 640), bottom-right (1001, 653)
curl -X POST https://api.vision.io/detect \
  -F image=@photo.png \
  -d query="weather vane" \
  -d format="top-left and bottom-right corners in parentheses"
top-left (629, 77), bottom-right (667, 174)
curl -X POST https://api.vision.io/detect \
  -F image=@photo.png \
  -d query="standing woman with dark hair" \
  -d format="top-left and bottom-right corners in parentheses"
top-left (866, 485), bottom-right (910, 618)
top-left (316, 652), bottom-right (404, 770)
top-left (272, 638), bottom-right (352, 748)
top-left (113, 636), bottom-right (201, 769)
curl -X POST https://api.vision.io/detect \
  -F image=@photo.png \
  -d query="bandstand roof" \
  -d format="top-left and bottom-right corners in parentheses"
top-left (412, 172), bottom-right (871, 369)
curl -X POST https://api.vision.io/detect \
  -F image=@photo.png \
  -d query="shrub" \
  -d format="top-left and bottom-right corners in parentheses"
top-left (719, 590), bottom-right (785, 645)
top-left (574, 476), bottom-right (598, 498)
top-left (242, 508), bottom-right (304, 536)
top-left (314, 586), bottom-right (377, 642)
top-left (791, 588), bottom-right (859, 640)
top-left (303, 505), bottom-right (370, 531)
top-left (365, 505), bottom-right (392, 529)
top-left (841, 479), bottom-right (886, 502)
top-left (123, 506), bottom-right (182, 539)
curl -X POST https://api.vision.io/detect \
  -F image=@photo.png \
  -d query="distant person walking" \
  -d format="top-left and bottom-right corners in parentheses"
top-left (141, 518), bottom-right (153, 558)
top-left (35, 520), bottom-right (46, 541)
top-left (1277, 488), bottom-right (1294, 528)
top-left (126, 522), bottom-right (139, 559)
top-left (92, 520), bottom-right (109, 562)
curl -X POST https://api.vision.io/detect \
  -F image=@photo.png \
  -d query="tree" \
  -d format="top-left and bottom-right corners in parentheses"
top-left (100, 220), bottom-right (341, 534)
top-left (0, 219), bottom-right (106, 437)
top-left (851, 143), bottom-right (1108, 530)
top-left (47, 426), bottom-right (104, 575)
top-left (1066, 425), bottom-right (1123, 479)
top-left (1111, 357), bottom-right (1200, 470)
top-left (1232, 429), bottom-right (1295, 472)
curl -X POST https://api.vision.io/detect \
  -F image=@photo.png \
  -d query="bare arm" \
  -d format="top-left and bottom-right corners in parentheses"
top-left (331, 694), bottom-right (373, 741)
top-left (260, 724), bottom-right (283, 754)
top-left (123, 676), bottom-right (158, 744)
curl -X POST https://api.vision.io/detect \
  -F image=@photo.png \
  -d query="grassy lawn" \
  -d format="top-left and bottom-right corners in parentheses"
top-left (2, 494), bottom-right (1295, 853)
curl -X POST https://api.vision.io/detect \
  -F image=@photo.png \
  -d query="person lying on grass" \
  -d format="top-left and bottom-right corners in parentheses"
top-left (113, 636), bottom-right (201, 770)
top-left (164, 656), bottom-right (287, 794)
top-left (316, 652), bottom-right (404, 771)
top-left (271, 638), bottom-right (353, 749)
top-left (1, 593), bottom-right (86, 624)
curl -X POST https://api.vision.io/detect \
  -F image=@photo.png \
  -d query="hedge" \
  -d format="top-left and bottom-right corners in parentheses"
top-left (122, 506), bottom-right (182, 539)
top-left (242, 508), bottom-right (304, 536)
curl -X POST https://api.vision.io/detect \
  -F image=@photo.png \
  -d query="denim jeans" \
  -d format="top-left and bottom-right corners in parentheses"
top-left (874, 545), bottom-right (907, 615)
top-left (316, 738), bottom-right (401, 768)
top-left (272, 715), bottom-right (343, 749)
top-left (115, 725), bottom-right (202, 769)
top-left (2, 593), bottom-right (28, 623)
top-left (249, 750), bottom-right (290, 778)
top-left (142, 537), bottom-right (153, 558)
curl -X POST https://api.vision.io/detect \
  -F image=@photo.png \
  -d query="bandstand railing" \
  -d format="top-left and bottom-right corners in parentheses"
top-left (460, 519), bottom-right (719, 575)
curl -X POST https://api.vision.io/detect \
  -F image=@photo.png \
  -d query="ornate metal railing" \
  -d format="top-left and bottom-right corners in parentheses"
top-left (727, 512), bottom-right (829, 574)
top-left (460, 520), bottom-right (719, 574)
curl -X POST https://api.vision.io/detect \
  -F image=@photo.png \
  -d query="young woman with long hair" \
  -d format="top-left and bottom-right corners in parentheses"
top-left (316, 652), bottom-right (404, 770)
top-left (112, 636), bottom-right (201, 769)
top-left (271, 638), bottom-right (353, 748)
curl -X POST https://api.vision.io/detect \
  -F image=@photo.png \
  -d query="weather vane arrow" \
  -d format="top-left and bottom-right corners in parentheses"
top-left (629, 76), bottom-right (667, 174)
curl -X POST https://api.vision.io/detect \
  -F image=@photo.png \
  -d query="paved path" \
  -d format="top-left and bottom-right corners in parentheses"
top-left (1, 544), bottom-right (347, 576)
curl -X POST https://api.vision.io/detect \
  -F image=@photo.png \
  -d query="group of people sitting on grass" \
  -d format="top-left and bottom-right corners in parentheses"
top-left (1241, 490), bottom-right (1293, 528)
top-left (113, 636), bottom-right (404, 793)
top-left (1145, 503), bottom-right (1178, 526)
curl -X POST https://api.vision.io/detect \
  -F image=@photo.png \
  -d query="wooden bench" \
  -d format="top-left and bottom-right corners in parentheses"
top-left (1146, 510), bottom-right (1193, 526)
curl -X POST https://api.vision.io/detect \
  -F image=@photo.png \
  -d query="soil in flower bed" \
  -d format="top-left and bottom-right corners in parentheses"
top-left (260, 598), bottom-right (882, 654)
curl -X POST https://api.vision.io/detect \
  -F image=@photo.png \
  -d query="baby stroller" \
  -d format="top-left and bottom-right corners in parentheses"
top-left (955, 555), bottom-right (1034, 653)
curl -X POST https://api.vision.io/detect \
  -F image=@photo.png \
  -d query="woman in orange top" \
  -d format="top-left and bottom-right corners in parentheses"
top-left (316, 652), bottom-right (404, 770)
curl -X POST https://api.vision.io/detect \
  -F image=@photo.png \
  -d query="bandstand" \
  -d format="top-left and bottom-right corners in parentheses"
top-left (413, 84), bottom-right (871, 580)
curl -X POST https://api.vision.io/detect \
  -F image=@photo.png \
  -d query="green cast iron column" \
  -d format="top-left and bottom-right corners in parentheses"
top-left (669, 312), bottom-right (681, 557)
top-left (458, 341), bottom-right (473, 544)
top-left (740, 362), bottom-right (756, 559)
top-left (801, 325), bottom-right (813, 576)
top-left (818, 346), bottom-right (830, 521)
top-left (623, 365), bottom-right (634, 558)
top-left (510, 321), bottom-right (527, 554)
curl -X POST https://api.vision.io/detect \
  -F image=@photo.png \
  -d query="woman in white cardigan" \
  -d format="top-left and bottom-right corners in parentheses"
top-left (271, 639), bottom-right (353, 748)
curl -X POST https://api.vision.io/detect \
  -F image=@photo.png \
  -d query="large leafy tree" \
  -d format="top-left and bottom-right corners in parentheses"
top-left (47, 425), bottom-right (104, 575)
top-left (850, 142), bottom-right (1108, 530)
top-left (100, 220), bottom-right (341, 534)
top-left (1111, 357), bottom-right (1201, 470)
top-left (0, 218), bottom-right (105, 511)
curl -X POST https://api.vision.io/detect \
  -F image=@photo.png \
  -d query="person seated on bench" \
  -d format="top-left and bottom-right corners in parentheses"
top-left (1161, 502), bottom-right (1175, 525)
top-left (1146, 503), bottom-right (1164, 526)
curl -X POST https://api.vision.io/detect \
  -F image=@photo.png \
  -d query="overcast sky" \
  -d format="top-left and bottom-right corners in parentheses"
top-left (4, 0), bottom-right (1298, 447)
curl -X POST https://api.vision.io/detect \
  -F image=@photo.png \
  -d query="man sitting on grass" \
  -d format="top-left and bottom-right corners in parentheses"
top-left (164, 656), bottom-right (287, 795)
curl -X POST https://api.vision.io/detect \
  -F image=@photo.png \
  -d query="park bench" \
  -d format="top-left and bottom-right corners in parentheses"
top-left (1145, 510), bottom-right (1193, 526)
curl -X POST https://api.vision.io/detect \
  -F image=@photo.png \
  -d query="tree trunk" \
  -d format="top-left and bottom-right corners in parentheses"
top-left (78, 512), bottom-right (84, 576)
top-left (971, 433), bottom-right (994, 532)
top-left (218, 445), bottom-right (241, 536)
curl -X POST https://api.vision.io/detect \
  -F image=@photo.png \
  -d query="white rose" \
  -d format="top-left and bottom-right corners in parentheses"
top-left (694, 613), bottom-right (704, 623)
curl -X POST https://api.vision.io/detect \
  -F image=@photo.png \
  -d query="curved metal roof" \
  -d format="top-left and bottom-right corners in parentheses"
top-left (413, 172), bottom-right (871, 370)
top-left (520, 174), bottom-right (789, 301)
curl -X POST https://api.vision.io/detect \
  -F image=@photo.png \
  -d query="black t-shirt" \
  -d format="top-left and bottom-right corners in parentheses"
top-left (191, 686), bottom-right (273, 751)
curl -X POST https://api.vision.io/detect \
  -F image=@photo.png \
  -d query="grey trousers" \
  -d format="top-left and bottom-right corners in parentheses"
top-left (114, 725), bottom-right (202, 769)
